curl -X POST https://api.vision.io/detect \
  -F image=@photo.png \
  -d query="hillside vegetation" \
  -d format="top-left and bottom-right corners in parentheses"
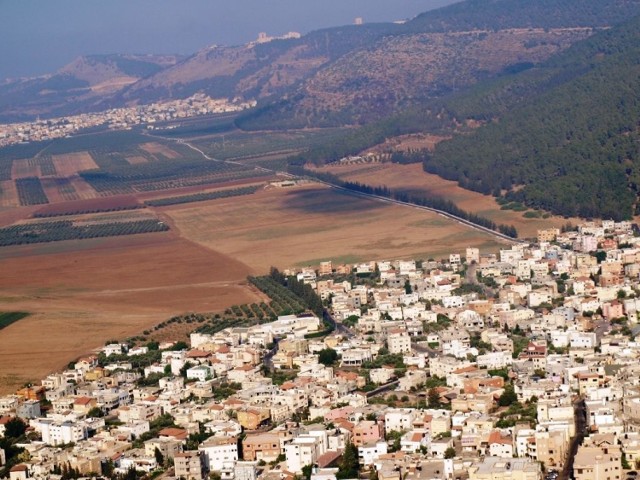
top-left (236, 0), bottom-right (640, 129)
top-left (4, 0), bottom-right (640, 124)
top-left (421, 15), bottom-right (640, 220)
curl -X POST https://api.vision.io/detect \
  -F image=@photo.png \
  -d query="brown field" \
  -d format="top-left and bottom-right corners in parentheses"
top-left (40, 177), bottom-right (80, 203)
top-left (51, 152), bottom-right (98, 176)
top-left (11, 159), bottom-right (40, 179)
top-left (164, 183), bottom-right (507, 273)
top-left (0, 168), bottom-right (519, 394)
top-left (317, 162), bottom-right (580, 239)
top-left (0, 180), bottom-right (19, 208)
top-left (126, 156), bottom-right (149, 165)
top-left (364, 134), bottom-right (450, 155)
top-left (0, 233), bottom-right (260, 393)
top-left (68, 175), bottom-right (99, 200)
top-left (140, 142), bottom-right (179, 159)
top-left (33, 194), bottom-right (142, 217)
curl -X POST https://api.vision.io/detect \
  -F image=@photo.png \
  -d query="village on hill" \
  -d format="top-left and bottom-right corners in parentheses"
top-left (3, 220), bottom-right (640, 480)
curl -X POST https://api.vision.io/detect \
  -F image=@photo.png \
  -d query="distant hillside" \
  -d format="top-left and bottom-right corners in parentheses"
top-left (111, 24), bottom-right (400, 107)
top-left (0, 54), bottom-right (182, 122)
top-left (405, 0), bottom-right (640, 32)
top-left (421, 15), bottom-right (640, 220)
top-left (4, 0), bottom-right (640, 124)
top-left (236, 0), bottom-right (640, 129)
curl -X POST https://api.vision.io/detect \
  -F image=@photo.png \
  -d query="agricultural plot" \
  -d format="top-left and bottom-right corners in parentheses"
top-left (40, 177), bottom-right (80, 203)
top-left (167, 184), bottom-right (505, 273)
top-left (80, 157), bottom-right (268, 195)
top-left (0, 218), bottom-right (168, 246)
top-left (11, 156), bottom-right (57, 178)
top-left (190, 128), bottom-right (346, 161)
top-left (15, 177), bottom-right (49, 206)
top-left (320, 162), bottom-right (579, 238)
top-left (0, 180), bottom-right (19, 207)
top-left (125, 156), bottom-right (149, 165)
top-left (139, 142), bottom-right (180, 159)
top-left (0, 158), bottom-right (13, 181)
top-left (51, 152), bottom-right (99, 176)
top-left (11, 158), bottom-right (41, 179)
top-left (193, 275), bottom-right (312, 336)
top-left (33, 195), bottom-right (144, 218)
top-left (145, 185), bottom-right (261, 207)
top-left (0, 234), bottom-right (259, 393)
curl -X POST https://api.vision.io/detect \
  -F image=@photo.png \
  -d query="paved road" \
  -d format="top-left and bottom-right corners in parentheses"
top-left (324, 309), bottom-right (355, 338)
top-left (560, 397), bottom-right (586, 480)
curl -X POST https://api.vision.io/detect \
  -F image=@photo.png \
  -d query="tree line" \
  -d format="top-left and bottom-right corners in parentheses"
top-left (289, 166), bottom-right (518, 238)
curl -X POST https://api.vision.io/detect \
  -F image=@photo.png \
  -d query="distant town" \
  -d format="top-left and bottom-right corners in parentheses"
top-left (3, 220), bottom-right (640, 480)
top-left (0, 94), bottom-right (256, 148)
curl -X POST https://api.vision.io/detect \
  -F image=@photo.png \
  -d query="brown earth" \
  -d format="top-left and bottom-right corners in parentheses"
top-left (139, 143), bottom-right (179, 159)
top-left (0, 233), bottom-right (260, 393)
top-left (0, 180), bottom-right (19, 208)
top-left (0, 175), bottom-right (510, 394)
top-left (51, 152), bottom-right (98, 176)
top-left (126, 156), bottom-right (149, 165)
top-left (316, 162), bottom-right (580, 239)
top-left (164, 182), bottom-right (507, 273)
top-left (40, 177), bottom-right (80, 203)
top-left (33, 195), bottom-right (142, 217)
top-left (363, 134), bottom-right (450, 155)
top-left (11, 159), bottom-right (40, 179)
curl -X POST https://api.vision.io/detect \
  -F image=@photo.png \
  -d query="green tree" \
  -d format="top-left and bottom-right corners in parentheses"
top-left (318, 348), bottom-right (338, 366)
top-left (302, 464), bottom-right (313, 480)
top-left (87, 407), bottom-right (104, 418)
top-left (4, 418), bottom-right (26, 438)
top-left (337, 441), bottom-right (359, 479)
top-left (498, 383), bottom-right (518, 407)
top-left (154, 447), bottom-right (165, 467)
top-left (444, 447), bottom-right (456, 459)
top-left (428, 388), bottom-right (441, 408)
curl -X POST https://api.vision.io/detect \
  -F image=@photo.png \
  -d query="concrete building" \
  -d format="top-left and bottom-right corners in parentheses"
top-left (174, 451), bottom-right (205, 480)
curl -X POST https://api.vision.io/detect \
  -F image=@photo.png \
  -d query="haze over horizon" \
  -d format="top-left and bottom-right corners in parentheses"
top-left (0, 0), bottom-right (458, 81)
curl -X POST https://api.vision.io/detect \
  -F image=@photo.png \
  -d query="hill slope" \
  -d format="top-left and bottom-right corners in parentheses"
top-left (4, 0), bottom-right (640, 123)
top-left (0, 54), bottom-right (182, 122)
top-left (421, 15), bottom-right (640, 220)
top-left (237, 0), bottom-right (640, 129)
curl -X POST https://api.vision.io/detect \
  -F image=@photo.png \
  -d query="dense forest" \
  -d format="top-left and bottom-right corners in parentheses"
top-left (421, 15), bottom-right (640, 220)
top-left (405, 0), bottom-right (640, 32)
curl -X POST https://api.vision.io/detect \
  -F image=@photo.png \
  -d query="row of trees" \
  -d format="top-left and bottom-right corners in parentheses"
top-left (0, 219), bottom-right (169, 247)
top-left (422, 16), bottom-right (640, 220)
top-left (145, 185), bottom-right (261, 207)
top-left (16, 177), bottom-right (49, 206)
top-left (269, 267), bottom-right (325, 317)
top-left (290, 166), bottom-right (518, 238)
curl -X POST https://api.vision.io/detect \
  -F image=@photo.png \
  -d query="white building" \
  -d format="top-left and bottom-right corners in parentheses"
top-left (199, 437), bottom-right (238, 472)
top-left (388, 332), bottom-right (412, 354)
top-left (35, 419), bottom-right (87, 446)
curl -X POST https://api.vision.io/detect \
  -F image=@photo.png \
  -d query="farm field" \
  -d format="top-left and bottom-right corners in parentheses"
top-left (0, 233), bottom-right (261, 393)
top-left (314, 162), bottom-right (579, 239)
top-left (165, 183), bottom-right (507, 273)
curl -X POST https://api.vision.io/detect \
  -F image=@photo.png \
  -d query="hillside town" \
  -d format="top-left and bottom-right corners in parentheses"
top-left (4, 220), bottom-right (640, 480)
top-left (0, 94), bottom-right (255, 147)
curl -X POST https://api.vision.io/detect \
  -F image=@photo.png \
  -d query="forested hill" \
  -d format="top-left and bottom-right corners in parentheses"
top-left (422, 15), bottom-right (640, 220)
top-left (406, 0), bottom-right (640, 32)
top-left (236, 0), bottom-right (640, 130)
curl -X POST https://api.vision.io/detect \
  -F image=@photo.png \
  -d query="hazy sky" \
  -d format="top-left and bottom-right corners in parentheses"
top-left (0, 0), bottom-right (459, 80)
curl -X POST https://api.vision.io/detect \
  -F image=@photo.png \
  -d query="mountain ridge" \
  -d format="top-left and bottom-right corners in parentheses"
top-left (3, 0), bottom-right (640, 123)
